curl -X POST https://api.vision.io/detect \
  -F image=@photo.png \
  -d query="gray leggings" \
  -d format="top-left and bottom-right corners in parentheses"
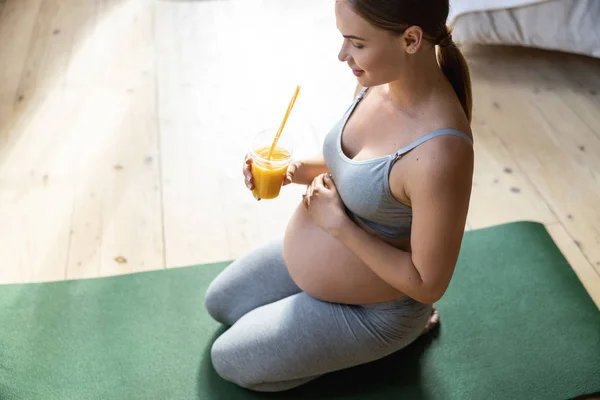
top-left (204, 240), bottom-right (432, 392)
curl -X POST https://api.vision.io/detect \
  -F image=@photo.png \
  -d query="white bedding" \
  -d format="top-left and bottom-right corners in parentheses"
top-left (449, 0), bottom-right (600, 58)
top-left (448, 0), bottom-right (550, 21)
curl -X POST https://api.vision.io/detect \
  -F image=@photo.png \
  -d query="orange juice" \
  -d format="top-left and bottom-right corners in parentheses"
top-left (250, 146), bottom-right (292, 200)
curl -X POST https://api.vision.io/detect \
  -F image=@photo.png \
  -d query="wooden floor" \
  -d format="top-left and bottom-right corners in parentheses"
top-left (0, 0), bottom-right (598, 307)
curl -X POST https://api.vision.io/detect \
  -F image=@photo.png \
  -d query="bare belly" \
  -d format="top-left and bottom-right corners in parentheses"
top-left (283, 202), bottom-right (408, 304)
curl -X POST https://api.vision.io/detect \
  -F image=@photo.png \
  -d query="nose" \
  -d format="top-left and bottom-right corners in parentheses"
top-left (338, 42), bottom-right (348, 62)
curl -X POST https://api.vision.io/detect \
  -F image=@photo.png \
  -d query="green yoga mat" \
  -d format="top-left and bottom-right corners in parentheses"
top-left (0, 221), bottom-right (598, 400)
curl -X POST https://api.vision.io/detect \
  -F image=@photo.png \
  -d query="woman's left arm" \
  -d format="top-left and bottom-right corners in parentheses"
top-left (304, 143), bottom-right (473, 304)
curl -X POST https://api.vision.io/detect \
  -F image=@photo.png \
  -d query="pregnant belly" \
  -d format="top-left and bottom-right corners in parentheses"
top-left (283, 203), bottom-right (405, 304)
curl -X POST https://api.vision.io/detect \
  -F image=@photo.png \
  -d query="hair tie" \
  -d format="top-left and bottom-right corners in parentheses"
top-left (438, 26), bottom-right (454, 48)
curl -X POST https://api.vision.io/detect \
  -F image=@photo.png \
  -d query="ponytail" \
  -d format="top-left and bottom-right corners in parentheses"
top-left (436, 27), bottom-right (473, 122)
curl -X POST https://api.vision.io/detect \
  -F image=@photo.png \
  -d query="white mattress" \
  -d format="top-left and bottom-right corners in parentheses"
top-left (449, 0), bottom-right (600, 58)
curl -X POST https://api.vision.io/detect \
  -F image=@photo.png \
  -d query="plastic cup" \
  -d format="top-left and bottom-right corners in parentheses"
top-left (248, 129), bottom-right (294, 200)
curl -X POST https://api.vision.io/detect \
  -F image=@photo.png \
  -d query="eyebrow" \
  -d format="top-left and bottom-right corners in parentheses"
top-left (343, 34), bottom-right (367, 41)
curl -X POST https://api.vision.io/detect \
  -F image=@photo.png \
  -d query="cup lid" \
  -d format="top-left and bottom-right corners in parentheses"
top-left (249, 128), bottom-right (294, 164)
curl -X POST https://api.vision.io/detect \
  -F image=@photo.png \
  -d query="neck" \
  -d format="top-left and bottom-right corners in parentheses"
top-left (386, 50), bottom-right (446, 109)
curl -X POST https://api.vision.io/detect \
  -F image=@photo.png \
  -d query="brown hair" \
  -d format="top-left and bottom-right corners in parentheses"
top-left (348, 0), bottom-right (473, 122)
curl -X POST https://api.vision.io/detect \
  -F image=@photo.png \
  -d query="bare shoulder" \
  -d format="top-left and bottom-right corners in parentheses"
top-left (409, 133), bottom-right (473, 191)
top-left (403, 103), bottom-right (474, 204)
top-left (414, 96), bottom-right (473, 172)
top-left (412, 125), bottom-right (472, 182)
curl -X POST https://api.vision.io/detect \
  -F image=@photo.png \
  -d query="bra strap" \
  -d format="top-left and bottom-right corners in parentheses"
top-left (344, 86), bottom-right (369, 116)
top-left (357, 86), bottom-right (368, 100)
top-left (393, 129), bottom-right (473, 159)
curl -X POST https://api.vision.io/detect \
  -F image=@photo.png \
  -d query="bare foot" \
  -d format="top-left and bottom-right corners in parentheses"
top-left (421, 307), bottom-right (440, 335)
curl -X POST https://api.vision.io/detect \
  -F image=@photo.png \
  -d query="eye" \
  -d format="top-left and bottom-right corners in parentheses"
top-left (352, 41), bottom-right (364, 49)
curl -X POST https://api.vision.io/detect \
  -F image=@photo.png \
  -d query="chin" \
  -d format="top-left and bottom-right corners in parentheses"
top-left (354, 71), bottom-right (383, 86)
top-left (358, 75), bottom-right (394, 88)
top-left (355, 74), bottom-right (370, 85)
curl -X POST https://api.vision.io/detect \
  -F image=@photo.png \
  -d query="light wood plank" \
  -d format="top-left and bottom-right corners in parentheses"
top-left (13, 0), bottom-right (97, 106)
top-left (0, 0), bottom-right (43, 138)
top-left (155, 2), bottom-right (232, 267)
top-left (0, 86), bottom-right (74, 283)
top-left (546, 222), bottom-right (600, 309)
top-left (467, 116), bottom-right (557, 229)
top-left (0, 1), bottom-right (7, 24)
top-left (537, 56), bottom-right (600, 143)
top-left (64, 88), bottom-right (164, 280)
top-left (66, 0), bottom-right (163, 279)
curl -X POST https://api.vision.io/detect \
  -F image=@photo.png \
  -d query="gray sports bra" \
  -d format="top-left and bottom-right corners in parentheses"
top-left (323, 87), bottom-right (473, 238)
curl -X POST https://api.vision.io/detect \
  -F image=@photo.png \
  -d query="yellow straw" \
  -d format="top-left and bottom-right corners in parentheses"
top-left (268, 85), bottom-right (301, 159)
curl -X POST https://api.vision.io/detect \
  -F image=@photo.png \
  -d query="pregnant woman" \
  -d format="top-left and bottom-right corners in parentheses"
top-left (205, 0), bottom-right (474, 392)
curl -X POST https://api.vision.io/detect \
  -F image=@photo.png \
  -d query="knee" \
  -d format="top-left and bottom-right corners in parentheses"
top-left (210, 335), bottom-right (265, 391)
top-left (204, 282), bottom-right (232, 326)
top-left (211, 332), bottom-right (313, 393)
